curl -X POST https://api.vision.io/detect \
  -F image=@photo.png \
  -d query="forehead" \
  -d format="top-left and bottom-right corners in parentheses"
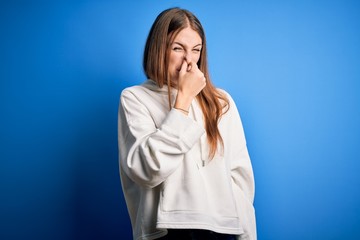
top-left (173, 27), bottom-right (202, 46)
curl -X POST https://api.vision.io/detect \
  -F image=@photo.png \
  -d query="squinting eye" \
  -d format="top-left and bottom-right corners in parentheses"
top-left (173, 47), bottom-right (183, 51)
top-left (193, 49), bottom-right (201, 52)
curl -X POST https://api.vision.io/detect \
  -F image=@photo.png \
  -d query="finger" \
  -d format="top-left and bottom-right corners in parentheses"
top-left (190, 61), bottom-right (199, 71)
top-left (186, 61), bottom-right (192, 72)
top-left (179, 59), bottom-right (188, 74)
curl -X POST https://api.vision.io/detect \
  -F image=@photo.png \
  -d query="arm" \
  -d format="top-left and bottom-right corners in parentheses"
top-left (118, 89), bottom-right (205, 188)
top-left (222, 93), bottom-right (255, 202)
top-left (224, 94), bottom-right (256, 239)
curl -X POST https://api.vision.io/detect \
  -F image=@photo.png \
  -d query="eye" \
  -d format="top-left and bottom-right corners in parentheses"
top-left (193, 49), bottom-right (201, 53)
top-left (173, 47), bottom-right (183, 52)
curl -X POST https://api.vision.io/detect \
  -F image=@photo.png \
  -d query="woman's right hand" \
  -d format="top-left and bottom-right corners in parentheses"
top-left (174, 60), bottom-right (206, 111)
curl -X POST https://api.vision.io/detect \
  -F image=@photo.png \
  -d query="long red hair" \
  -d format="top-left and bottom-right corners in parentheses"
top-left (143, 7), bottom-right (229, 159)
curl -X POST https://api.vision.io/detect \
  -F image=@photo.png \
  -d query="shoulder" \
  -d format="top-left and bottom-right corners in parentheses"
top-left (121, 83), bottom-right (147, 97)
top-left (120, 80), bottom-right (156, 100)
top-left (216, 88), bottom-right (232, 100)
top-left (216, 88), bottom-right (237, 110)
top-left (120, 80), bottom-right (169, 115)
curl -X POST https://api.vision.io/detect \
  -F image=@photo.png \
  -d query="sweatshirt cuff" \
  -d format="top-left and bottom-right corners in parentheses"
top-left (161, 109), bottom-right (205, 149)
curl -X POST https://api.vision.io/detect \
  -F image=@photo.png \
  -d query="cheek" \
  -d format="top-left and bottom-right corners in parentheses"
top-left (194, 55), bottom-right (201, 64)
top-left (169, 53), bottom-right (183, 71)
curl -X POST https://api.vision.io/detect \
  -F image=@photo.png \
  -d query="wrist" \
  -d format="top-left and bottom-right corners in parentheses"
top-left (174, 91), bottom-right (193, 110)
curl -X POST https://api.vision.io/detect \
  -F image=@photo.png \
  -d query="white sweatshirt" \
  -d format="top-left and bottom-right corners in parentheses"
top-left (118, 79), bottom-right (256, 240)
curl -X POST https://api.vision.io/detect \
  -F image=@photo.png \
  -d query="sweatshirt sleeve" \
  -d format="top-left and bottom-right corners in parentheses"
top-left (118, 88), bottom-right (205, 188)
top-left (223, 93), bottom-right (256, 240)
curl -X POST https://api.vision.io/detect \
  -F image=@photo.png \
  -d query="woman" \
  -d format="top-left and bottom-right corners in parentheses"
top-left (118, 7), bottom-right (256, 240)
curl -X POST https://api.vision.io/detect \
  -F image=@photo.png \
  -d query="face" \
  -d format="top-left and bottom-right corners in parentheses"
top-left (168, 26), bottom-right (202, 84)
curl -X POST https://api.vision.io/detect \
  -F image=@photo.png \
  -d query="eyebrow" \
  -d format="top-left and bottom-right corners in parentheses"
top-left (173, 42), bottom-right (202, 48)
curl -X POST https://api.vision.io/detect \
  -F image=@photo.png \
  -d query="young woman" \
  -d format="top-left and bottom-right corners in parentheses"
top-left (118, 7), bottom-right (256, 240)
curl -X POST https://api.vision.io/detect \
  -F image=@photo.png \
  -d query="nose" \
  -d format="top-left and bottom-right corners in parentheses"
top-left (184, 51), bottom-right (194, 63)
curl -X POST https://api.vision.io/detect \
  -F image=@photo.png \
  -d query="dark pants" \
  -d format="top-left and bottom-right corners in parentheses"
top-left (157, 229), bottom-right (237, 240)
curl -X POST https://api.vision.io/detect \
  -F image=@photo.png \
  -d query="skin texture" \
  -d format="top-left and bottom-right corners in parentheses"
top-left (169, 27), bottom-right (207, 114)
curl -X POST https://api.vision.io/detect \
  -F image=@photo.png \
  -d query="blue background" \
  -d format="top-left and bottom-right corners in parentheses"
top-left (1, 1), bottom-right (359, 239)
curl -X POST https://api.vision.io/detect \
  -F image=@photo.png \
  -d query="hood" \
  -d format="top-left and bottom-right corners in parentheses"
top-left (142, 79), bottom-right (178, 95)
